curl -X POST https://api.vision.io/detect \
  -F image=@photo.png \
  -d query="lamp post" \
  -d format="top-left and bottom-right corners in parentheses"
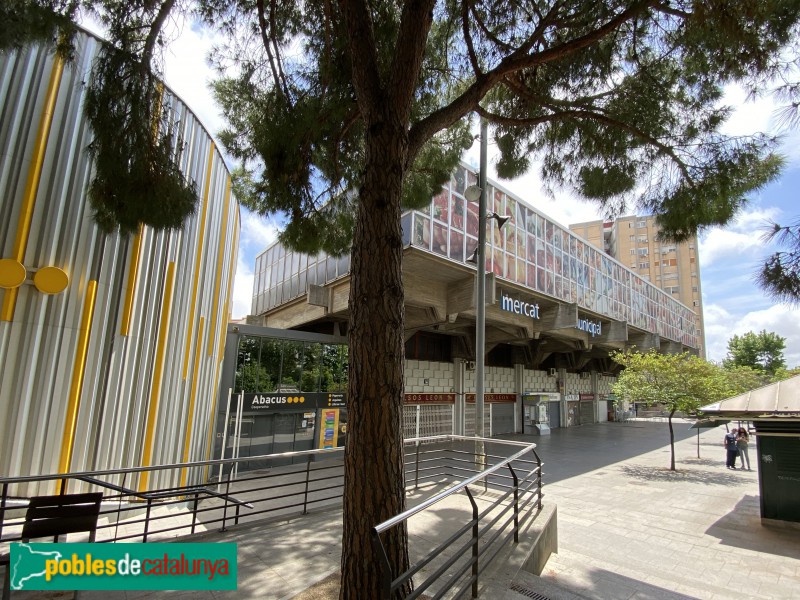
top-left (464, 119), bottom-right (509, 472)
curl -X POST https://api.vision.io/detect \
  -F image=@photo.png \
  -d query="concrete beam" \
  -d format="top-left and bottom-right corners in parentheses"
top-left (446, 273), bottom-right (496, 314)
top-left (627, 332), bottom-right (660, 352)
top-left (539, 303), bottom-right (578, 330)
top-left (596, 320), bottom-right (628, 344)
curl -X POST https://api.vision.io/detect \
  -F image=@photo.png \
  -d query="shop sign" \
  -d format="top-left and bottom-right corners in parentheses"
top-left (466, 393), bottom-right (516, 403)
top-left (579, 394), bottom-right (594, 401)
top-left (576, 316), bottom-right (602, 337)
top-left (500, 293), bottom-right (540, 319)
top-left (404, 393), bottom-right (456, 404)
top-left (243, 392), bottom-right (346, 411)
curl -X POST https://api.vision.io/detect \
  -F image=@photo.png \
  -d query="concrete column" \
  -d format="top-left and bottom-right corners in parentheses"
top-left (514, 364), bottom-right (525, 433)
top-left (454, 358), bottom-right (466, 435)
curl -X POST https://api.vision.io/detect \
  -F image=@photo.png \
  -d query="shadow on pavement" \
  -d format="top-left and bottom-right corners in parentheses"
top-left (500, 420), bottom-right (697, 484)
top-left (705, 495), bottom-right (800, 560)
top-left (536, 564), bottom-right (698, 600)
top-left (619, 463), bottom-right (744, 487)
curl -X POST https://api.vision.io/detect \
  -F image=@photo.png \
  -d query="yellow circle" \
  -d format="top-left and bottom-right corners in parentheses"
top-left (299, 396), bottom-right (304, 403)
top-left (33, 266), bottom-right (69, 294)
top-left (0, 258), bottom-right (26, 289)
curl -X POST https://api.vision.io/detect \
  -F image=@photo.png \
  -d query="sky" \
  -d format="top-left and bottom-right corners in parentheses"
top-left (158, 23), bottom-right (800, 368)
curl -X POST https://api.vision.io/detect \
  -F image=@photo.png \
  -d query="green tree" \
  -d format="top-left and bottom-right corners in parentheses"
top-left (723, 330), bottom-right (787, 375)
top-left (756, 219), bottom-right (800, 304)
top-left (612, 351), bottom-right (728, 470)
top-left (721, 365), bottom-right (772, 396)
top-left (8, 2), bottom-right (800, 597)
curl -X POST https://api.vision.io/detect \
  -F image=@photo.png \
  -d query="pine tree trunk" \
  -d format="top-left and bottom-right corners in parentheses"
top-left (340, 113), bottom-right (410, 599)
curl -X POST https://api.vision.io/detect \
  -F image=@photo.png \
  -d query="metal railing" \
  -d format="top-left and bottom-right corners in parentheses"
top-left (373, 436), bottom-right (543, 600)
top-left (2, 435), bottom-right (543, 600)
top-left (0, 447), bottom-right (347, 547)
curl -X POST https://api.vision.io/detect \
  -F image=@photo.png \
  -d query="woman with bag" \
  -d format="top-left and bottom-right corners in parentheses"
top-left (737, 427), bottom-right (751, 470)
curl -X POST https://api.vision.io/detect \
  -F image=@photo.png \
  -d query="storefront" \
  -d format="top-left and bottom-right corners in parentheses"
top-left (215, 325), bottom-right (349, 472)
top-left (579, 393), bottom-right (595, 425)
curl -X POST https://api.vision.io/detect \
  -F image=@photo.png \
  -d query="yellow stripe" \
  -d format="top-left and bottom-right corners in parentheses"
top-left (119, 224), bottom-right (144, 336)
top-left (219, 217), bottom-right (239, 362)
top-left (182, 142), bottom-right (215, 379)
top-left (58, 279), bottom-right (98, 473)
top-left (208, 178), bottom-right (232, 356)
top-left (1, 57), bottom-right (64, 322)
top-left (180, 317), bottom-right (205, 487)
top-left (140, 261), bottom-right (176, 492)
top-left (202, 358), bottom-right (225, 481)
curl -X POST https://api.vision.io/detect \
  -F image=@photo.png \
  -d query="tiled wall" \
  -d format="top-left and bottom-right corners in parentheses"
top-left (465, 366), bottom-right (516, 394)
top-left (522, 370), bottom-right (559, 393)
top-left (405, 360), bottom-right (456, 392)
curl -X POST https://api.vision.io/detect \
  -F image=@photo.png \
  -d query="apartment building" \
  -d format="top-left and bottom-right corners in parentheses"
top-left (569, 215), bottom-right (705, 356)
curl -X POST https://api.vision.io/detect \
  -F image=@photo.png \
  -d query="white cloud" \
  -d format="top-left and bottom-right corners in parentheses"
top-left (699, 205), bottom-right (782, 266)
top-left (239, 209), bottom-right (280, 254)
top-left (703, 302), bottom-right (800, 367)
top-left (161, 22), bottom-right (227, 145)
top-left (231, 253), bottom-right (254, 320)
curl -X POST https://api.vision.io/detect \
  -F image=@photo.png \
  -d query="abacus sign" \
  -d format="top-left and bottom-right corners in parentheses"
top-left (243, 392), bottom-right (346, 411)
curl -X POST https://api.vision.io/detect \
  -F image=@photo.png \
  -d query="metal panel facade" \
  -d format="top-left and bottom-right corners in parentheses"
top-left (0, 32), bottom-right (239, 492)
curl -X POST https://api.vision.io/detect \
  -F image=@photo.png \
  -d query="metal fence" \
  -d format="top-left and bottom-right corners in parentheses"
top-left (1, 436), bottom-right (542, 598)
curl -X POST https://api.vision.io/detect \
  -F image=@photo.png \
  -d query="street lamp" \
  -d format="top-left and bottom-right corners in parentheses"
top-left (463, 118), bottom-right (510, 462)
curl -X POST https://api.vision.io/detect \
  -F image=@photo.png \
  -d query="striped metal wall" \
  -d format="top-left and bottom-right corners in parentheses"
top-left (0, 31), bottom-right (240, 493)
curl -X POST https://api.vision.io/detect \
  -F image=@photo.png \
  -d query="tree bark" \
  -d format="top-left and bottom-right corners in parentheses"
top-left (340, 108), bottom-right (410, 599)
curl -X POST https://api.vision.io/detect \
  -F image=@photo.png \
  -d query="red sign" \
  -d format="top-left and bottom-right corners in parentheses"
top-left (579, 394), bottom-right (594, 401)
top-left (465, 393), bottom-right (516, 403)
top-left (404, 393), bottom-right (456, 404)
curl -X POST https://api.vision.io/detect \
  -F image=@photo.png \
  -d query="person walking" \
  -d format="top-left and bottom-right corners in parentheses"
top-left (724, 429), bottom-right (739, 469)
top-left (737, 427), bottom-right (751, 470)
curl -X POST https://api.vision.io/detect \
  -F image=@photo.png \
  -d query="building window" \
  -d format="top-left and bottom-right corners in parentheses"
top-left (636, 220), bottom-right (647, 228)
top-left (693, 301), bottom-right (699, 306)
top-left (637, 248), bottom-right (648, 256)
top-left (637, 236), bottom-right (648, 243)
top-left (629, 235), bottom-right (635, 242)
top-left (630, 249), bottom-right (636, 255)
top-left (691, 272), bottom-right (697, 278)
top-left (639, 261), bottom-right (649, 269)
top-left (692, 286), bottom-right (698, 292)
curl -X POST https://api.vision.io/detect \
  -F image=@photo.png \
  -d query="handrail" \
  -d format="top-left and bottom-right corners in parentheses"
top-left (375, 437), bottom-right (536, 533)
top-left (74, 475), bottom-right (254, 508)
top-left (0, 446), bottom-right (345, 485)
top-left (372, 436), bottom-right (543, 600)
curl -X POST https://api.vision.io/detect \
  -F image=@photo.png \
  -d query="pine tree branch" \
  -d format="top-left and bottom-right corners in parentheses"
top-left (475, 104), bottom-right (693, 183)
top-left (255, 0), bottom-right (288, 99)
top-left (389, 0), bottom-right (436, 121)
top-left (409, 0), bottom-right (658, 162)
top-left (142, 0), bottom-right (176, 65)
top-left (338, 0), bottom-right (385, 118)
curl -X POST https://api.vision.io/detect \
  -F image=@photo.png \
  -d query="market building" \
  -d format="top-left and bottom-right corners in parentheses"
top-left (232, 163), bottom-right (700, 453)
top-left (0, 30), bottom-right (239, 492)
top-left (569, 215), bottom-right (705, 356)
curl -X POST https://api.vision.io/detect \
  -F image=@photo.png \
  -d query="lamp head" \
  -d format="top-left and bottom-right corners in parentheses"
top-left (490, 212), bottom-right (511, 229)
top-left (466, 247), bottom-right (479, 264)
top-left (464, 185), bottom-right (482, 202)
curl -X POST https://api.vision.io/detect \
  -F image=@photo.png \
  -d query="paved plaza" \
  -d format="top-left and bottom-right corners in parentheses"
top-left (4, 419), bottom-right (799, 599)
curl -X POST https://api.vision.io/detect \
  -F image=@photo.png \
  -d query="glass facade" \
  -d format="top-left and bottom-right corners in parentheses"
top-left (252, 163), bottom-right (699, 349)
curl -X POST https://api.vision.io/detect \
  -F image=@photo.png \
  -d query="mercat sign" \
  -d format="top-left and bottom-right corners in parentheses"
top-left (500, 293), bottom-right (540, 319)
